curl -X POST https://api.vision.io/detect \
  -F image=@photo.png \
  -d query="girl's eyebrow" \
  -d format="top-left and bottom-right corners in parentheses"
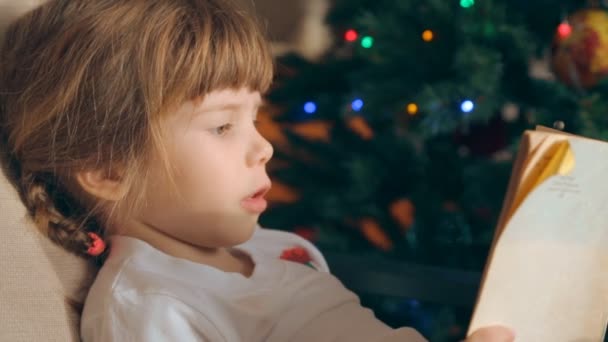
top-left (200, 99), bottom-right (264, 113)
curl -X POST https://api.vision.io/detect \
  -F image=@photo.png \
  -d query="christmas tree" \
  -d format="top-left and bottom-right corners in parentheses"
top-left (259, 0), bottom-right (608, 340)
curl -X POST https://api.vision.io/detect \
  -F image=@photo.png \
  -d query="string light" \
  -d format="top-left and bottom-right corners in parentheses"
top-left (460, 0), bottom-right (474, 8)
top-left (351, 98), bottom-right (364, 112)
top-left (557, 21), bottom-right (572, 39)
top-left (361, 36), bottom-right (374, 49)
top-left (304, 101), bottom-right (317, 114)
top-left (345, 29), bottom-right (358, 42)
top-left (422, 30), bottom-right (434, 42)
top-left (461, 100), bottom-right (475, 113)
top-left (407, 103), bottom-right (419, 115)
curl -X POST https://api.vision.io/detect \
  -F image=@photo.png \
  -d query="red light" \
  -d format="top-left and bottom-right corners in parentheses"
top-left (345, 29), bottom-right (358, 42)
top-left (557, 22), bottom-right (572, 39)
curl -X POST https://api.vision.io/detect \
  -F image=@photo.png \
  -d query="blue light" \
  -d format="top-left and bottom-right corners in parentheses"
top-left (351, 98), bottom-right (364, 112)
top-left (304, 101), bottom-right (317, 114)
top-left (461, 100), bottom-right (474, 113)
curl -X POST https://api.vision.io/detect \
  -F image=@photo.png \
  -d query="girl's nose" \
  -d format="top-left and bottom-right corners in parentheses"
top-left (248, 130), bottom-right (274, 167)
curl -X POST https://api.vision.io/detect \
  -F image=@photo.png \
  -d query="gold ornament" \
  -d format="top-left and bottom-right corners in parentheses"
top-left (552, 9), bottom-right (608, 88)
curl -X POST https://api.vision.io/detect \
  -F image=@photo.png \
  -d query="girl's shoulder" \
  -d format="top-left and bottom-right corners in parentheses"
top-left (245, 226), bottom-right (330, 273)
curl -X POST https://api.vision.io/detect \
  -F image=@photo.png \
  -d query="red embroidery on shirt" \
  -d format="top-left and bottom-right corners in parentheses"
top-left (280, 246), bottom-right (317, 270)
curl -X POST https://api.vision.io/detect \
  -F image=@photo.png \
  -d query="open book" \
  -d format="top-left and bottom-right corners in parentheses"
top-left (467, 126), bottom-right (608, 341)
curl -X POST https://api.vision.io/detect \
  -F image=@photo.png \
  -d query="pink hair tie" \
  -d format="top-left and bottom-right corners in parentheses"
top-left (87, 232), bottom-right (106, 256)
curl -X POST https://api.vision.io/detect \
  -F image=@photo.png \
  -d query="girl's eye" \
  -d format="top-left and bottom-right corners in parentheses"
top-left (214, 123), bottom-right (233, 135)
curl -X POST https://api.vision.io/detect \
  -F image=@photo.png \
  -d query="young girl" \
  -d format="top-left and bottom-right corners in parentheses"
top-left (0, 0), bottom-right (514, 341)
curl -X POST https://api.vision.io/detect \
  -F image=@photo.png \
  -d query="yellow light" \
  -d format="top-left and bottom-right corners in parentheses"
top-left (407, 103), bottom-right (418, 115)
top-left (422, 30), bottom-right (434, 42)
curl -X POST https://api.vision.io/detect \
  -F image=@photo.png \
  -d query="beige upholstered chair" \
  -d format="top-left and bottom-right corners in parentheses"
top-left (0, 3), bottom-right (95, 340)
top-left (0, 162), bottom-right (96, 341)
top-left (0, 145), bottom-right (98, 342)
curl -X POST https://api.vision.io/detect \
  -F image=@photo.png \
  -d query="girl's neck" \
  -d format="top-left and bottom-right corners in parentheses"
top-left (111, 220), bottom-right (254, 277)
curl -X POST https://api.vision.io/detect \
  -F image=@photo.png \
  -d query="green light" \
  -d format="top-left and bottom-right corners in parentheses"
top-left (460, 0), bottom-right (474, 8)
top-left (361, 36), bottom-right (374, 49)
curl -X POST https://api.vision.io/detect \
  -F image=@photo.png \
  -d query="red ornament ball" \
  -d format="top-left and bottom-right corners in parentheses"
top-left (557, 22), bottom-right (572, 38)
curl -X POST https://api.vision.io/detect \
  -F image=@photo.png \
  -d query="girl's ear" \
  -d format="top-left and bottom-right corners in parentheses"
top-left (75, 168), bottom-right (126, 202)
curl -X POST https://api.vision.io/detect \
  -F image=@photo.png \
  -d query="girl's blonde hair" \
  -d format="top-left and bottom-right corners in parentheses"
top-left (0, 0), bottom-right (273, 261)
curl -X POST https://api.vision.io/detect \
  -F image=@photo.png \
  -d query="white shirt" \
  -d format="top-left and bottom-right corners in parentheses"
top-left (81, 226), bottom-right (427, 341)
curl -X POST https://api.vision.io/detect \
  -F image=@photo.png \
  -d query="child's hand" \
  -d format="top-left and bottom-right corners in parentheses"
top-left (465, 325), bottom-right (515, 342)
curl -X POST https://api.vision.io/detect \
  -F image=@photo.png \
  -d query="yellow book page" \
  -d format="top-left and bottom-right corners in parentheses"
top-left (506, 140), bottom-right (575, 222)
top-left (517, 134), bottom-right (565, 191)
top-left (498, 126), bottom-right (574, 228)
top-left (493, 132), bottom-right (545, 240)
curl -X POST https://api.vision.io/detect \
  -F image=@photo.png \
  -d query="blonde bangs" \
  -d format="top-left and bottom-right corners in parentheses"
top-left (194, 6), bottom-right (275, 96)
top-left (137, 0), bottom-right (274, 117)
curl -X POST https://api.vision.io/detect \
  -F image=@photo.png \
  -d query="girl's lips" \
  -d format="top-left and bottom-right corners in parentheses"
top-left (241, 196), bottom-right (267, 213)
top-left (241, 185), bottom-right (270, 213)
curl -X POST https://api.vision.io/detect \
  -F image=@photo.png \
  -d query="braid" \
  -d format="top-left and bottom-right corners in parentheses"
top-left (21, 173), bottom-right (107, 262)
top-left (1, 74), bottom-right (107, 264)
